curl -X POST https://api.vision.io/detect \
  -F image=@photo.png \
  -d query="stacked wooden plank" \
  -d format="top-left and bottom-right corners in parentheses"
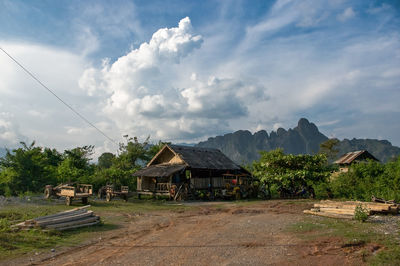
top-left (13, 205), bottom-right (100, 231)
top-left (304, 200), bottom-right (399, 219)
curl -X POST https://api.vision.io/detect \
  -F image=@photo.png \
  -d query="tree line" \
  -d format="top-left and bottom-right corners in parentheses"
top-left (0, 137), bottom-right (164, 196)
top-left (250, 140), bottom-right (400, 201)
top-left (1, 137), bottom-right (399, 201)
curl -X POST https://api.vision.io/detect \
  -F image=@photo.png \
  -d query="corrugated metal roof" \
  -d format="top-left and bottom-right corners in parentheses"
top-left (169, 144), bottom-right (241, 170)
top-left (133, 164), bottom-right (186, 177)
top-left (334, 150), bottom-right (378, 164)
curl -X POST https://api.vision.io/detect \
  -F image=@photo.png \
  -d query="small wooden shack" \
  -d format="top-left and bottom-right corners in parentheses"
top-left (334, 150), bottom-right (379, 173)
top-left (133, 144), bottom-right (250, 199)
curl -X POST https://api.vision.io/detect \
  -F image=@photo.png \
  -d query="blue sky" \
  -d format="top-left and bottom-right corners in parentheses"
top-left (0, 0), bottom-right (399, 156)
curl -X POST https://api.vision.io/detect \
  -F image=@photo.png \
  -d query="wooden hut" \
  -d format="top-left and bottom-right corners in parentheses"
top-left (334, 150), bottom-right (379, 173)
top-left (133, 144), bottom-right (250, 199)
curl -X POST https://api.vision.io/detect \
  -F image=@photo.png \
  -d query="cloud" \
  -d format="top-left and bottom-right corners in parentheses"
top-left (76, 0), bottom-right (142, 39)
top-left (1, 0), bottom-right (400, 150)
top-left (0, 112), bottom-right (24, 146)
top-left (80, 17), bottom-right (203, 95)
top-left (0, 41), bottom-right (118, 150)
top-left (27, 110), bottom-right (48, 119)
top-left (244, 0), bottom-right (331, 43)
top-left (79, 17), bottom-right (268, 142)
top-left (75, 26), bottom-right (100, 56)
top-left (367, 3), bottom-right (391, 15)
top-left (316, 119), bottom-right (340, 127)
top-left (181, 77), bottom-right (249, 118)
top-left (79, 5), bottom-right (400, 145)
top-left (222, 1), bottom-right (400, 144)
top-left (337, 7), bottom-right (355, 22)
top-left (69, 0), bottom-right (143, 57)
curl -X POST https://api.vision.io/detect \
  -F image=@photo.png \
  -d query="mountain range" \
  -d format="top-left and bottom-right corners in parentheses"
top-left (1, 119), bottom-right (399, 164)
top-left (196, 118), bottom-right (400, 164)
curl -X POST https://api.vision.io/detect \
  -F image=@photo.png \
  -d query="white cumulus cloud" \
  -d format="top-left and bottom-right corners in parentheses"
top-left (0, 112), bottom-right (24, 146)
top-left (79, 17), bottom-right (268, 142)
top-left (337, 7), bottom-right (355, 22)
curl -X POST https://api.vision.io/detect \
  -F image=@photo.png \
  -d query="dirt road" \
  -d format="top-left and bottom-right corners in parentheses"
top-left (7, 201), bottom-right (366, 266)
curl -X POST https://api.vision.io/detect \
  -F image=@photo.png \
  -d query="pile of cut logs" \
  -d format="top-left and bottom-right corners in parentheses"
top-left (13, 205), bottom-right (100, 231)
top-left (304, 200), bottom-right (399, 219)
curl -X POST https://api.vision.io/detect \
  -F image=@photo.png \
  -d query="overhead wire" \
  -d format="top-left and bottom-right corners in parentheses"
top-left (0, 46), bottom-right (118, 146)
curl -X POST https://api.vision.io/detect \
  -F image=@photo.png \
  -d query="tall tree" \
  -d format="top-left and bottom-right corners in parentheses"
top-left (115, 136), bottom-right (150, 170)
top-left (319, 138), bottom-right (340, 162)
top-left (147, 141), bottom-right (168, 159)
top-left (98, 152), bottom-right (115, 169)
top-left (57, 146), bottom-right (95, 183)
top-left (252, 149), bottom-right (330, 198)
top-left (0, 142), bottom-right (57, 195)
top-left (94, 136), bottom-right (153, 190)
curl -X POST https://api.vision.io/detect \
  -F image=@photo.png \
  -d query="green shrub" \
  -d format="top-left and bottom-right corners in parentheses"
top-left (313, 182), bottom-right (333, 199)
top-left (330, 158), bottom-right (400, 201)
top-left (0, 218), bottom-right (11, 233)
top-left (251, 149), bottom-right (330, 198)
top-left (354, 204), bottom-right (369, 222)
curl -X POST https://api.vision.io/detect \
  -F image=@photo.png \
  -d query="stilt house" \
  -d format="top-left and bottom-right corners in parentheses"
top-left (334, 150), bottom-right (379, 173)
top-left (133, 144), bottom-right (250, 199)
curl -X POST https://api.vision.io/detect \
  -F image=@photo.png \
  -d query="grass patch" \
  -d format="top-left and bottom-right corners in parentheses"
top-left (286, 221), bottom-right (325, 233)
top-left (280, 199), bottom-right (316, 205)
top-left (0, 204), bottom-right (108, 261)
top-left (288, 216), bottom-right (400, 265)
top-left (370, 245), bottom-right (400, 266)
top-left (228, 199), bottom-right (263, 206)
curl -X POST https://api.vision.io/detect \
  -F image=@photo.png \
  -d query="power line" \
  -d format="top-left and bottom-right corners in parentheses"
top-left (0, 46), bottom-right (118, 146)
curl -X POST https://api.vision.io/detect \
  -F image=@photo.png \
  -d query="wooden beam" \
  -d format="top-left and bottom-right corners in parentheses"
top-left (303, 210), bottom-right (353, 219)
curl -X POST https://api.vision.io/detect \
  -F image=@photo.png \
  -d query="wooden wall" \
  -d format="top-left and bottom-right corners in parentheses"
top-left (190, 177), bottom-right (224, 189)
top-left (137, 177), bottom-right (156, 191)
top-left (149, 148), bottom-right (184, 165)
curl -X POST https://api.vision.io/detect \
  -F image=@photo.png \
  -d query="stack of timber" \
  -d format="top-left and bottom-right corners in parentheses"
top-left (13, 205), bottom-right (100, 231)
top-left (304, 200), bottom-right (400, 219)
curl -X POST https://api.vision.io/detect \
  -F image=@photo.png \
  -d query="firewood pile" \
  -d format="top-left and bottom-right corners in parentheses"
top-left (12, 205), bottom-right (100, 231)
top-left (304, 200), bottom-right (399, 220)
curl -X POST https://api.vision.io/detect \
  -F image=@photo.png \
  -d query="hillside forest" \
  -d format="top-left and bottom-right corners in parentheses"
top-left (1, 138), bottom-right (400, 202)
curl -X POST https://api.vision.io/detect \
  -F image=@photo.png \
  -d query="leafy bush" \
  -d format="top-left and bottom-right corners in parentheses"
top-left (354, 204), bottom-right (369, 222)
top-left (313, 182), bottom-right (333, 199)
top-left (251, 149), bottom-right (400, 202)
top-left (330, 158), bottom-right (400, 201)
top-left (251, 149), bottom-right (330, 198)
top-left (0, 142), bottom-right (59, 195)
top-left (0, 218), bottom-right (10, 233)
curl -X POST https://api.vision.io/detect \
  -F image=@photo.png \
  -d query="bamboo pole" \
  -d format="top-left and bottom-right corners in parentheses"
top-left (303, 210), bottom-right (353, 219)
top-left (317, 208), bottom-right (357, 215)
top-left (57, 221), bottom-right (100, 231)
top-left (45, 216), bottom-right (99, 229)
top-left (315, 202), bottom-right (392, 212)
top-left (32, 205), bottom-right (91, 221)
top-left (36, 211), bottom-right (94, 226)
top-left (25, 210), bottom-right (88, 225)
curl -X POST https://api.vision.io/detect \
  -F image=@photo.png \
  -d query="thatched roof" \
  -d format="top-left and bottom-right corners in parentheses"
top-left (134, 144), bottom-right (245, 177)
top-left (334, 150), bottom-right (379, 165)
top-left (167, 144), bottom-right (241, 170)
top-left (133, 164), bottom-right (185, 177)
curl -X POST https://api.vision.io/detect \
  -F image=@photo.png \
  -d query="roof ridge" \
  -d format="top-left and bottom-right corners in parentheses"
top-left (169, 144), bottom-right (220, 151)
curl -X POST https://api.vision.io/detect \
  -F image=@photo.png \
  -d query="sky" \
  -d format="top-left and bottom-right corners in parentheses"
top-left (0, 0), bottom-right (399, 157)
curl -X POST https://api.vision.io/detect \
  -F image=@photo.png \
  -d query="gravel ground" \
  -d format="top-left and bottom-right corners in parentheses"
top-left (2, 200), bottom-right (399, 266)
top-left (2, 200), bottom-right (376, 266)
top-left (369, 214), bottom-right (400, 241)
